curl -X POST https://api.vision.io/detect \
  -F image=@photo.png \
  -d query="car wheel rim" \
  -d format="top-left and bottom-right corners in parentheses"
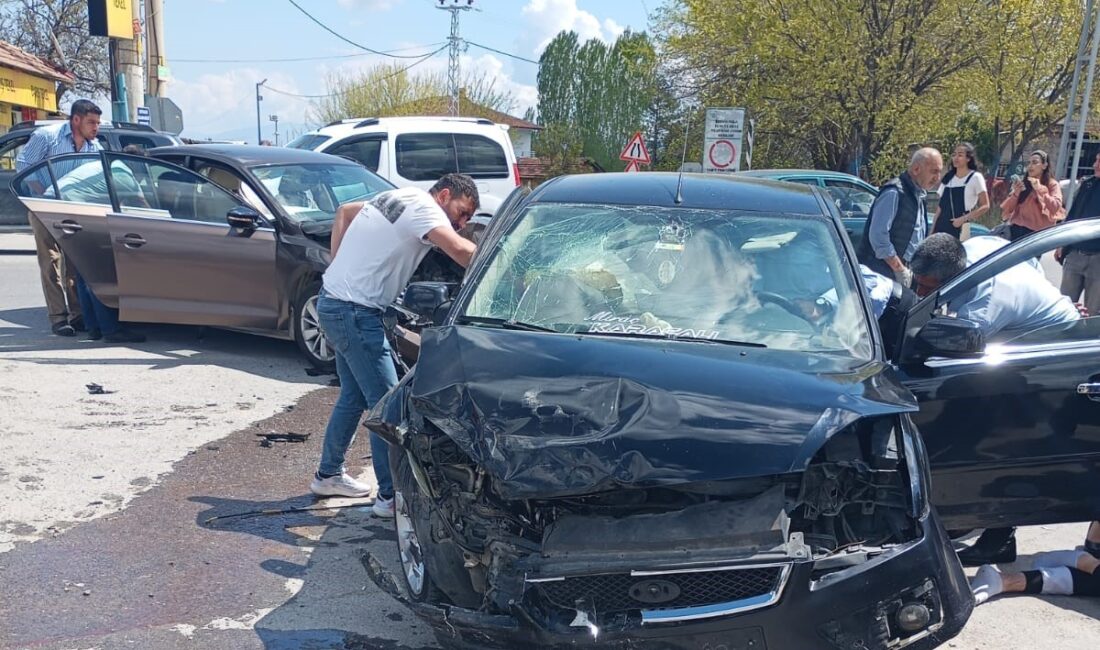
top-left (395, 490), bottom-right (427, 596)
top-left (300, 294), bottom-right (334, 362)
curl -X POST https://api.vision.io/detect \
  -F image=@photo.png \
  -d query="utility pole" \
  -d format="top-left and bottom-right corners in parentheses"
top-left (1056, 0), bottom-right (1100, 206)
top-left (144, 0), bottom-right (168, 98)
top-left (121, 0), bottom-right (143, 120)
top-left (435, 0), bottom-right (473, 116)
top-left (256, 79), bottom-right (267, 145)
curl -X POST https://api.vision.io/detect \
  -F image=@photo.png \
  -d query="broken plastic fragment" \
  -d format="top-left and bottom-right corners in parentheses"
top-left (569, 610), bottom-right (599, 640)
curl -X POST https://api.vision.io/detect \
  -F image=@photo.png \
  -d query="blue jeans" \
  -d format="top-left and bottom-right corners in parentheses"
top-left (316, 293), bottom-right (398, 498)
top-left (75, 274), bottom-right (120, 335)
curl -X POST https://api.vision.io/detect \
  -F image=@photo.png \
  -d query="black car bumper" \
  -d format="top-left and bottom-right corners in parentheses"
top-left (368, 511), bottom-right (972, 650)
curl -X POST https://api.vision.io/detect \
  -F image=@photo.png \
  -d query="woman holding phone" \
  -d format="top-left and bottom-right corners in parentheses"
top-left (933, 142), bottom-right (989, 238)
top-left (1000, 149), bottom-right (1065, 241)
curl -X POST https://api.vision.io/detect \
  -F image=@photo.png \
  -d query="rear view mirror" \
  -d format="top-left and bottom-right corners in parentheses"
top-left (227, 206), bottom-right (261, 230)
top-left (914, 317), bottom-right (985, 359)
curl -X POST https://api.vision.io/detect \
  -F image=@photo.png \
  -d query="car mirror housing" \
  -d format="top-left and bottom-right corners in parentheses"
top-left (226, 206), bottom-right (261, 230)
top-left (914, 317), bottom-right (985, 359)
top-left (402, 281), bottom-right (455, 324)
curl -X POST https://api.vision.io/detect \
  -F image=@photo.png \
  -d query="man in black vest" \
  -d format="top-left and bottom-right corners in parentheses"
top-left (1057, 151), bottom-right (1100, 318)
top-left (858, 148), bottom-right (944, 286)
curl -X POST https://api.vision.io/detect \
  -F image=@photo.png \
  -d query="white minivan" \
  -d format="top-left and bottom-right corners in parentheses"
top-left (286, 116), bottom-right (521, 216)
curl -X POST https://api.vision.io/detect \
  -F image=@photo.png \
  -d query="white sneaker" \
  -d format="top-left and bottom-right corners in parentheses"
top-left (310, 472), bottom-right (373, 498)
top-left (372, 496), bottom-right (395, 518)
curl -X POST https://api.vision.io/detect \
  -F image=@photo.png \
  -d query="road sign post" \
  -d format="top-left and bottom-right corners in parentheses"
top-left (619, 131), bottom-right (651, 172)
top-left (703, 108), bottom-right (746, 173)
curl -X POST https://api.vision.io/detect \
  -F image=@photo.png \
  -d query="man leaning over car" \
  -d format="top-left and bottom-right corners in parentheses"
top-left (309, 173), bottom-right (479, 518)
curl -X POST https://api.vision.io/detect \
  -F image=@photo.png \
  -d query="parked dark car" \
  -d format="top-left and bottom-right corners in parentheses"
top-left (738, 169), bottom-right (989, 248)
top-left (11, 146), bottom-right (393, 368)
top-left (367, 172), bottom-right (1100, 650)
top-left (0, 120), bottom-right (181, 226)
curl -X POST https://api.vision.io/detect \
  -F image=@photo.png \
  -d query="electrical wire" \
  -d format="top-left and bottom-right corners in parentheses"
top-left (286, 0), bottom-right (440, 59)
top-left (174, 43), bottom-right (445, 64)
top-left (261, 45), bottom-right (448, 100)
top-left (465, 40), bottom-right (539, 65)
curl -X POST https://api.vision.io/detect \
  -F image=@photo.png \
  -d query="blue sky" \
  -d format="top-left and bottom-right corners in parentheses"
top-left (162, 0), bottom-right (652, 142)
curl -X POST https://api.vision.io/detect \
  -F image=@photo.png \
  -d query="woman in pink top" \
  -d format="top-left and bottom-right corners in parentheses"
top-left (1000, 149), bottom-right (1065, 241)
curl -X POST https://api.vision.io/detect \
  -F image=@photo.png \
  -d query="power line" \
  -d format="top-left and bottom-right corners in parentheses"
top-left (174, 43), bottom-right (445, 64)
top-left (261, 45), bottom-right (447, 100)
top-left (286, 0), bottom-right (438, 59)
top-left (465, 40), bottom-right (539, 65)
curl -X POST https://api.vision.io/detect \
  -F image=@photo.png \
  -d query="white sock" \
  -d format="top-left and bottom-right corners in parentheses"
top-left (1039, 566), bottom-right (1075, 595)
top-left (1031, 550), bottom-right (1086, 570)
top-left (971, 564), bottom-right (1004, 605)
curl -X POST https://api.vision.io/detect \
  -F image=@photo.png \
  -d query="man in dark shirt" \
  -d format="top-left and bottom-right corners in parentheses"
top-left (1057, 152), bottom-right (1100, 317)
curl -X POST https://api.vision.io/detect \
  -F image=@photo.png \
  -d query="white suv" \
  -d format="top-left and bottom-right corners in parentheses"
top-left (287, 116), bottom-right (520, 215)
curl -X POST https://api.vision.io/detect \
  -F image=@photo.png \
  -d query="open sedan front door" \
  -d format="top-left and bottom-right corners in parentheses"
top-left (13, 152), bottom-right (279, 331)
top-left (891, 220), bottom-right (1100, 531)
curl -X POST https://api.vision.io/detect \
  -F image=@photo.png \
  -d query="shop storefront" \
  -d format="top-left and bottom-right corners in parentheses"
top-left (0, 41), bottom-right (73, 133)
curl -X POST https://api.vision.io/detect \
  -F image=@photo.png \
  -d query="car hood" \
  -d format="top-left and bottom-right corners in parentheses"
top-left (399, 326), bottom-right (917, 500)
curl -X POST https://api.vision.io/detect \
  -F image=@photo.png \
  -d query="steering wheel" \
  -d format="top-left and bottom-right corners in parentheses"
top-left (721, 291), bottom-right (820, 329)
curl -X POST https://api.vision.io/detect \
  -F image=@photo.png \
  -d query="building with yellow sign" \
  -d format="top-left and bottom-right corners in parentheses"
top-left (0, 41), bottom-right (74, 134)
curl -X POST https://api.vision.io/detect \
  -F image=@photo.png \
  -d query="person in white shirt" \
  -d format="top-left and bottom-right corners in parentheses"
top-left (933, 142), bottom-right (990, 239)
top-left (310, 174), bottom-right (479, 515)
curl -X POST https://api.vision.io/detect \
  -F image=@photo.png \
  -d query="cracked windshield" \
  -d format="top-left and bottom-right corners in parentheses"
top-left (464, 203), bottom-right (873, 358)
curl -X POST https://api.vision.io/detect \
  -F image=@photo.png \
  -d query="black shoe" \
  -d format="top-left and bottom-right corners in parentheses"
top-left (1086, 539), bottom-right (1100, 559)
top-left (957, 532), bottom-right (1017, 567)
top-left (104, 329), bottom-right (146, 344)
top-left (51, 322), bottom-right (76, 337)
top-left (69, 317), bottom-right (86, 332)
top-left (85, 328), bottom-right (102, 341)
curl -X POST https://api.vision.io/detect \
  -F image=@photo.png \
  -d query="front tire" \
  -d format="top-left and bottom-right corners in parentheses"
top-left (293, 282), bottom-right (335, 372)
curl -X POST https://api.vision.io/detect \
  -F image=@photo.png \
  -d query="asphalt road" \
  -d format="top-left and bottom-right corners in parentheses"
top-left (1, 249), bottom-right (1098, 649)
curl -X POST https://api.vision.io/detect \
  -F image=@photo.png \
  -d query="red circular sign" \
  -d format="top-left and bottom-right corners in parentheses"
top-left (708, 139), bottom-right (737, 169)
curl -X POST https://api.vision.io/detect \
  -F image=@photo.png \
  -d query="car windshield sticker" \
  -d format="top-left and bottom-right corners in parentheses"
top-left (584, 311), bottom-right (721, 340)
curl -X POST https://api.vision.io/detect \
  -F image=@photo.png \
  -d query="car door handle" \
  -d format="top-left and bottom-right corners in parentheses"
top-left (52, 220), bottom-right (82, 234)
top-left (117, 234), bottom-right (147, 248)
top-left (1077, 383), bottom-right (1100, 401)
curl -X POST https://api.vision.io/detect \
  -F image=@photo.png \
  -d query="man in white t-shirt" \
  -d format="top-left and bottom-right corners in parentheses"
top-left (310, 174), bottom-right (479, 513)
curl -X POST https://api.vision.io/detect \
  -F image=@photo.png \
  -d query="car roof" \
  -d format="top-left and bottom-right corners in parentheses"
top-left (530, 172), bottom-right (827, 215)
top-left (310, 116), bottom-right (509, 139)
top-left (737, 169), bottom-right (866, 180)
top-left (148, 144), bottom-right (361, 166)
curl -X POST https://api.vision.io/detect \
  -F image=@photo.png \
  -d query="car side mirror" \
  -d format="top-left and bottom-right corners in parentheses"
top-left (914, 317), bottom-right (985, 359)
top-left (227, 206), bottom-right (261, 230)
top-left (402, 281), bottom-right (455, 324)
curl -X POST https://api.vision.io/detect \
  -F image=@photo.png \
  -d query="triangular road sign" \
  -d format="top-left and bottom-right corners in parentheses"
top-left (624, 160), bottom-right (641, 172)
top-left (619, 131), bottom-right (651, 164)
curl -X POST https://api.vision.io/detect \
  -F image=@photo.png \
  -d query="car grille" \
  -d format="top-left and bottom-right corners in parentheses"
top-left (532, 565), bottom-right (786, 615)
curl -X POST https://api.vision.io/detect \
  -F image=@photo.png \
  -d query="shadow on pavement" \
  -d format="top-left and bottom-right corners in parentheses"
top-left (0, 305), bottom-right (329, 383)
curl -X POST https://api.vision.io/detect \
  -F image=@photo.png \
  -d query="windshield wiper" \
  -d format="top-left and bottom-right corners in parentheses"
top-left (454, 315), bottom-right (556, 332)
top-left (578, 329), bottom-right (767, 348)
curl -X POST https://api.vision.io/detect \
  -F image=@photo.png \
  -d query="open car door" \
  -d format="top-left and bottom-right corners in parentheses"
top-left (13, 153), bottom-right (123, 306)
top-left (891, 220), bottom-right (1100, 530)
top-left (13, 152), bottom-right (279, 330)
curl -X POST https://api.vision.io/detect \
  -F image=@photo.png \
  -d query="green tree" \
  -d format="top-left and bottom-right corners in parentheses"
top-left (536, 30), bottom-right (658, 171)
top-left (310, 63), bottom-right (516, 125)
top-left (0, 0), bottom-right (107, 105)
top-left (657, 0), bottom-right (991, 179)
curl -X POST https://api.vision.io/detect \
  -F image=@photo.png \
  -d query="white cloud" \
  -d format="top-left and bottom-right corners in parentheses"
top-left (520, 0), bottom-right (624, 56)
top-left (169, 68), bottom-right (312, 140)
top-left (337, 0), bottom-right (404, 10)
top-left (460, 53), bottom-right (538, 116)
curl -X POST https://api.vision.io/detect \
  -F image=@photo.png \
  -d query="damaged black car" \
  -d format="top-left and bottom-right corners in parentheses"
top-left (368, 172), bottom-right (1100, 649)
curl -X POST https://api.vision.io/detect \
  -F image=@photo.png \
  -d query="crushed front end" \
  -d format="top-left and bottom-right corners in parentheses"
top-left (376, 411), bottom-right (971, 650)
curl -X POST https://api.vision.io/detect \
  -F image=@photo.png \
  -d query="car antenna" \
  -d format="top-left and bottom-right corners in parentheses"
top-left (674, 111), bottom-right (692, 205)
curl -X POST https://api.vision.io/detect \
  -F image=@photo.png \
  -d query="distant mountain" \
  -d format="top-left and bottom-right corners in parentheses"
top-left (182, 122), bottom-right (316, 145)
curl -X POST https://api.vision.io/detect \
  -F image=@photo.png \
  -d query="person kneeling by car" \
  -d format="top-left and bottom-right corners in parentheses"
top-left (909, 233), bottom-right (1083, 566)
top-left (309, 174), bottom-right (479, 517)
